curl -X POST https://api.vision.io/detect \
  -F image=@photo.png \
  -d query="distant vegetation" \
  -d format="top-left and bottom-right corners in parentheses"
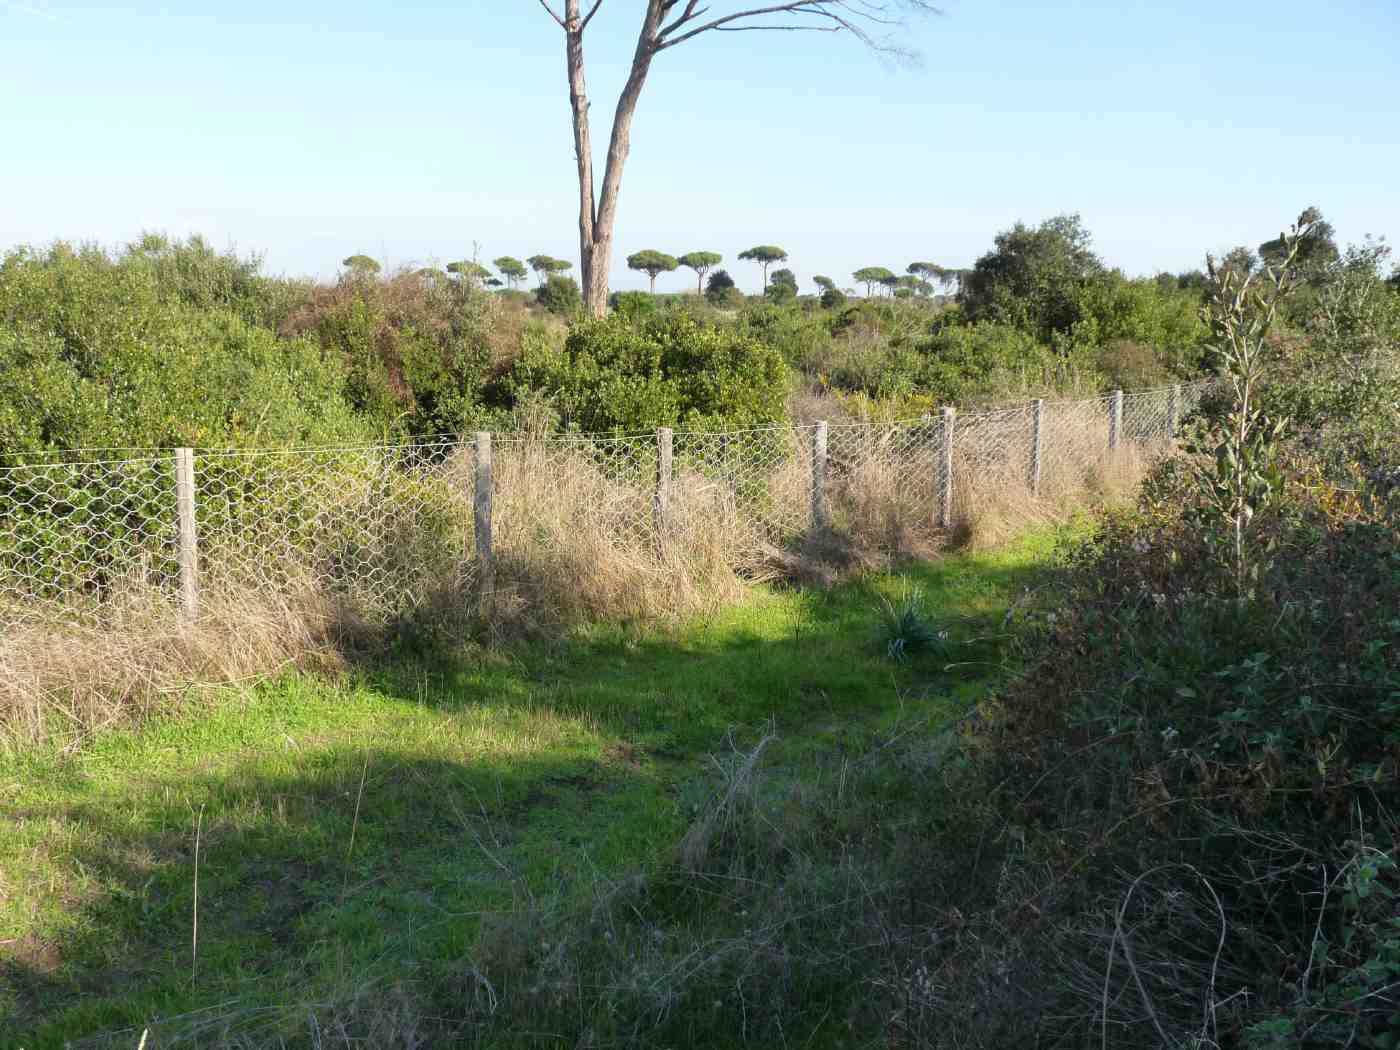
top-left (5, 209), bottom-right (1363, 459)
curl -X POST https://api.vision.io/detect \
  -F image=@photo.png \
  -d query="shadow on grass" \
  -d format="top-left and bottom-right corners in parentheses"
top-left (5, 743), bottom-right (666, 1048)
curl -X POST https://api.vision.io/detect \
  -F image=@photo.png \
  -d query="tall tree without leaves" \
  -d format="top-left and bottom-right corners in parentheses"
top-left (535, 0), bottom-right (940, 317)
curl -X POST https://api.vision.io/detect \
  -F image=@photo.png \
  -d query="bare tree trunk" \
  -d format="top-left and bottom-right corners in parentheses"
top-left (564, 5), bottom-right (603, 315)
top-left (563, 1), bottom-right (662, 318)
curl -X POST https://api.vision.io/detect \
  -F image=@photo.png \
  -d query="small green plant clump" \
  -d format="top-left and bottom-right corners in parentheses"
top-left (875, 581), bottom-right (945, 661)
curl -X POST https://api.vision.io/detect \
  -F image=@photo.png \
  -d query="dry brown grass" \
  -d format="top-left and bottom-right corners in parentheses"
top-left (829, 453), bottom-right (943, 563)
top-left (0, 582), bottom-right (351, 752)
top-left (820, 410), bottom-right (1157, 559)
top-left (953, 441), bottom-right (1151, 550)
top-left (486, 439), bottom-right (773, 634)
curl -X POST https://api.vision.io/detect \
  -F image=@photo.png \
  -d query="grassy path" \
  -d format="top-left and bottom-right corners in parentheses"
top-left (1, 533), bottom-right (1058, 1046)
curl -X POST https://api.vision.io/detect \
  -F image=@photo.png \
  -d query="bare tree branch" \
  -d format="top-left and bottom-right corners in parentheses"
top-left (580, 0), bottom-right (606, 30)
top-left (536, 0), bottom-right (566, 29)
top-left (548, 0), bottom-right (940, 315)
top-left (653, 0), bottom-right (937, 54)
top-left (658, 0), bottom-right (708, 39)
top-left (712, 23), bottom-right (843, 33)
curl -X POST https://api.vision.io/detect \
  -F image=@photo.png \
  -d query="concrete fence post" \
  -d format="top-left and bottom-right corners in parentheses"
top-left (1109, 389), bottom-right (1124, 451)
top-left (1168, 384), bottom-right (1181, 439)
top-left (174, 447), bottom-right (199, 623)
top-left (474, 432), bottom-right (494, 602)
top-left (811, 421), bottom-right (828, 528)
top-left (654, 427), bottom-right (673, 536)
top-left (939, 407), bottom-right (956, 529)
top-left (1030, 398), bottom-right (1044, 497)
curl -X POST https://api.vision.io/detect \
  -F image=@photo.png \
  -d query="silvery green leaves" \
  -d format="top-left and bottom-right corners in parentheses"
top-left (1194, 211), bottom-right (1318, 599)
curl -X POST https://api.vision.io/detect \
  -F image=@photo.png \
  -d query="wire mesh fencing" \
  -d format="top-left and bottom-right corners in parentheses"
top-left (0, 381), bottom-right (1214, 632)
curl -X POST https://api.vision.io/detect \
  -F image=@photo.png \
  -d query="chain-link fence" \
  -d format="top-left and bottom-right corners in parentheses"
top-left (0, 382), bottom-right (1213, 631)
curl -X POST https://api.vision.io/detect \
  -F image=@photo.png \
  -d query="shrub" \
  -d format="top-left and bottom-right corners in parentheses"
top-left (608, 289), bottom-right (657, 323)
top-left (1261, 239), bottom-right (1400, 454)
top-left (766, 267), bottom-right (799, 304)
top-left (0, 242), bottom-right (366, 455)
top-left (914, 320), bottom-right (1062, 402)
top-left (535, 274), bottom-right (583, 316)
top-left (279, 265), bottom-right (501, 437)
top-left (1060, 269), bottom-right (1208, 371)
top-left (958, 213), bottom-right (1102, 339)
top-left (705, 268), bottom-right (739, 305)
top-left (957, 215), bottom-right (1208, 370)
top-left (874, 582), bottom-right (945, 661)
top-left (1095, 337), bottom-right (1172, 390)
top-left (965, 435), bottom-right (1400, 1047)
top-left (820, 286), bottom-right (847, 310)
top-left (733, 301), bottom-right (834, 370)
top-left (507, 312), bottom-right (789, 433)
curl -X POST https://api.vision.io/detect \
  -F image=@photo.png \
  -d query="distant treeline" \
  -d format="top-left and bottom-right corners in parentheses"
top-left (3, 208), bottom-right (1389, 457)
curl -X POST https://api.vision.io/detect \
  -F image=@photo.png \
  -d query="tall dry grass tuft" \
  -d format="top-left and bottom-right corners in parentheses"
top-left (953, 441), bottom-right (1150, 550)
top-left (486, 438), bottom-right (772, 634)
top-left (819, 406), bottom-right (1159, 560)
top-left (828, 452), bottom-right (942, 564)
top-left (0, 582), bottom-right (351, 751)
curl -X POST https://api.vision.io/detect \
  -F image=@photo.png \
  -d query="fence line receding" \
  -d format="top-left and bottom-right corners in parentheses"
top-left (0, 382), bottom-right (1213, 630)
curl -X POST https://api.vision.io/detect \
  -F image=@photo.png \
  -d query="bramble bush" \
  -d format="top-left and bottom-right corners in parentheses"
top-left (939, 216), bottom-right (1400, 1047)
top-left (969, 429), bottom-right (1400, 1048)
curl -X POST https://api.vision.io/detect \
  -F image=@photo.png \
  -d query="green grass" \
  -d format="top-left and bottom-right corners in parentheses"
top-left (1, 532), bottom-right (1060, 1047)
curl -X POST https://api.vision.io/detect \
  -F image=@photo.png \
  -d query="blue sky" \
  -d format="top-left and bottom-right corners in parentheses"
top-left (2, 0), bottom-right (1397, 292)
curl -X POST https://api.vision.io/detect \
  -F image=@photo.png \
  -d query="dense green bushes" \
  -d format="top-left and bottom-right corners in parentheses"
top-left (0, 240), bottom-right (363, 455)
top-left (534, 274), bottom-right (583, 316)
top-left (711, 247), bottom-right (1207, 410)
top-left (279, 265), bottom-right (503, 437)
top-left (6, 213), bottom-right (1365, 464)
top-left (914, 319), bottom-right (1061, 401)
top-left (949, 213), bottom-right (1207, 386)
top-left (507, 312), bottom-right (789, 433)
top-left (0, 238), bottom-right (537, 455)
